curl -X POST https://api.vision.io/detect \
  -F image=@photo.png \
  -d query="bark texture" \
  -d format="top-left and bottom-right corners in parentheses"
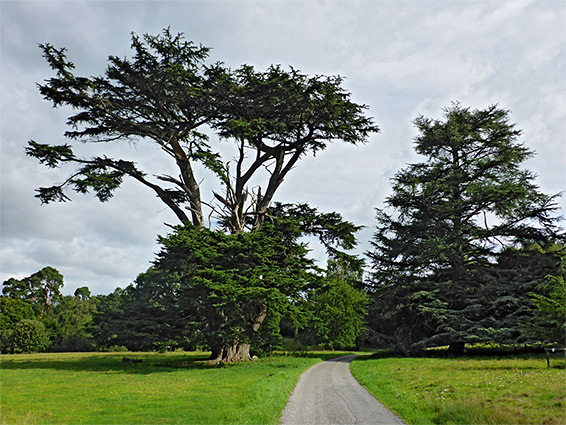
top-left (210, 342), bottom-right (251, 363)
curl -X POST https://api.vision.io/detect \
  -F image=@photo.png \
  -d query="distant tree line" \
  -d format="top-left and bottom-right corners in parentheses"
top-left (6, 29), bottom-right (563, 358)
top-left (1, 267), bottom-right (95, 353)
top-left (1, 239), bottom-right (369, 354)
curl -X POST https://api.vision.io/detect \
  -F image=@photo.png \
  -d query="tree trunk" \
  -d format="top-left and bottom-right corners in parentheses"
top-left (448, 341), bottom-right (466, 356)
top-left (208, 309), bottom-right (268, 363)
top-left (209, 342), bottom-right (251, 363)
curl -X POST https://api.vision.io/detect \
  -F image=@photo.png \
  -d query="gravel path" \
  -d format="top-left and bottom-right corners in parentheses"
top-left (279, 355), bottom-right (405, 425)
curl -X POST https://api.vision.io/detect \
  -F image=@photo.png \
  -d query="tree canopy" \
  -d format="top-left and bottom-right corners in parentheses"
top-left (298, 257), bottom-right (368, 350)
top-left (25, 30), bottom-right (565, 357)
top-left (1, 267), bottom-right (97, 353)
top-left (28, 29), bottom-right (378, 232)
top-left (367, 103), bottom-right (564, 353)
top-left (95, 203), bottom-right (363, 361)
top-left (527, 247), bottom-right (566, 345)
top-left (2, 266), bottom-right (64, 315)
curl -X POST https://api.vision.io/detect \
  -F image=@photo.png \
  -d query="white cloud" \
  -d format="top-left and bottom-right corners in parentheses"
top-left (1, 0), bottom-right (564, 294)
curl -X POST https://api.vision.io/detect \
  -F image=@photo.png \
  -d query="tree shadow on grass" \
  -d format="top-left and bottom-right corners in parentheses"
top-left (0, 352), bottom-right (221, 374)
top-left (349, 351), bottom-right (564, 370)
top-left (272, 351), bottom-right (359, 361)
top-left (0, 351), bottom-right (355, 374)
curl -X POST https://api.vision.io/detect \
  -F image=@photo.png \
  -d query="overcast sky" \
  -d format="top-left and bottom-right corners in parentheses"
top-left (1, 0), bottom-right (564, 296)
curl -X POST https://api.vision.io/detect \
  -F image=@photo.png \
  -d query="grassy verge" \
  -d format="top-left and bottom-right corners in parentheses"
top-left (350, 355), bottom-right (566, 425)
top-left (0, 351), bottom-right (349, 424)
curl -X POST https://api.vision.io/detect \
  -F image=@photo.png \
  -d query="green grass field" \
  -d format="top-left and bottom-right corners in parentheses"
top-left (351, 355), bottom-right (566, 425)
top-left (0, 351), bottom-right (345, 425)
top-left (3, 351), bottom-right (565, 424)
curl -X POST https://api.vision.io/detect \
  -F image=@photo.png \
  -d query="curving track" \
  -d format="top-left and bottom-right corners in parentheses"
top-left (279, 355), bottom-right (405, 425)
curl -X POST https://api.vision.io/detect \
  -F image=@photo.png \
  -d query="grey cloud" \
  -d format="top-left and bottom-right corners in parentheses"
top-left (1, 0), bottom-right (564, 295)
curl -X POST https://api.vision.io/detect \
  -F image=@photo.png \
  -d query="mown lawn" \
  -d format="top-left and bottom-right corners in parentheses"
top-left (0, 351), bottom-right (344, 425)
top-left (351, 355), bottom-right (566, 425)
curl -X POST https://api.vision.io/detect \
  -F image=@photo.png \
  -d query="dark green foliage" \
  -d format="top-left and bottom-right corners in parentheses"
top-left (2, 266), bottom-right (64, 315)
top-left (211, 66), bottom-right (379, 232)
top-left (45, 295), bottom-right (97, 352)
top-left (74, 286), bottom-right (91, 300)
top-left (2, 268), bottom-right (97, 353)
top-left (367, 104), bottom-right (564, 353)
top-left (143, 206), bottom-right (322, 357)
top-left (0, 297), bottom-right (35, 328)
top-left (1, 278), bottom-right (29, 301)
top-left (12, 319), bottom-right (50, 353)
top-left (94, 203), bottom-right (362, 358)
top-left (29, 29), bottom-right (224, 225)
top-left (26, 141), bottom-right (74, 168)
top-left (525, 246), bottom-right (566, 345)
top-left (214, 65), bottom-right (374, 147)
top-left (0, 298), bottom-right (36, 353)
top-left (93, 285), bottom-right (176, 351)
top-left (252, 311), bottom-right (284, 355)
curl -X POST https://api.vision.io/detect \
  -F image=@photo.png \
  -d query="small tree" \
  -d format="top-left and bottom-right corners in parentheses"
top-left (46, 295), bottom-right (97, 352)
top-left (74, 286), bottom-right (91, 300)
top-left (528, 250), bottom-right (566, 345)
top-left (299, 258), bottom-right (368, 350)
top-left (124, 203), bottom-right (361, 361)
top-left (0, 297), bottom-right (36, 353)
top-left (13, 319), bottom-right (50, 353)
top-left (2, 267), bottom-right (64, 315)
top-left (92, 286), bottom-right (158, 351)
top-left (93, 279), bottom-right (193, 352)
top-left (368, 103), bottom-right (563, 353)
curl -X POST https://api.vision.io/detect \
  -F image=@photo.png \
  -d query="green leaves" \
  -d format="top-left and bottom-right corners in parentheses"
top-left (2, 266), bottom-right (64, 313)
top-left (368, 103), bottom-right (564, 352)
top-left (298, 257), bottom-right (368, 350)
top-left (26, 141), bottom-right (75, 168)
top-left (149, 220), bottom-right (315, 351)
top-left (70, 162), bottom-right (125, 201)
top-left (11, 319), bottom-right (50, 353)
top-left (268, 203), bottom-right (363, 253)
top-left (107, 203), bottom-right (362, 355)
top-left (25, 146), bottom-right (145, 204)
top-left (0, 268), bottom-right (99, 353)
top-left (214, 64), bottom-right (377, 150)
top-left (376, 104), bottom-right (562, 274)
top-left (528, 252), bottom-right (566, 344)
